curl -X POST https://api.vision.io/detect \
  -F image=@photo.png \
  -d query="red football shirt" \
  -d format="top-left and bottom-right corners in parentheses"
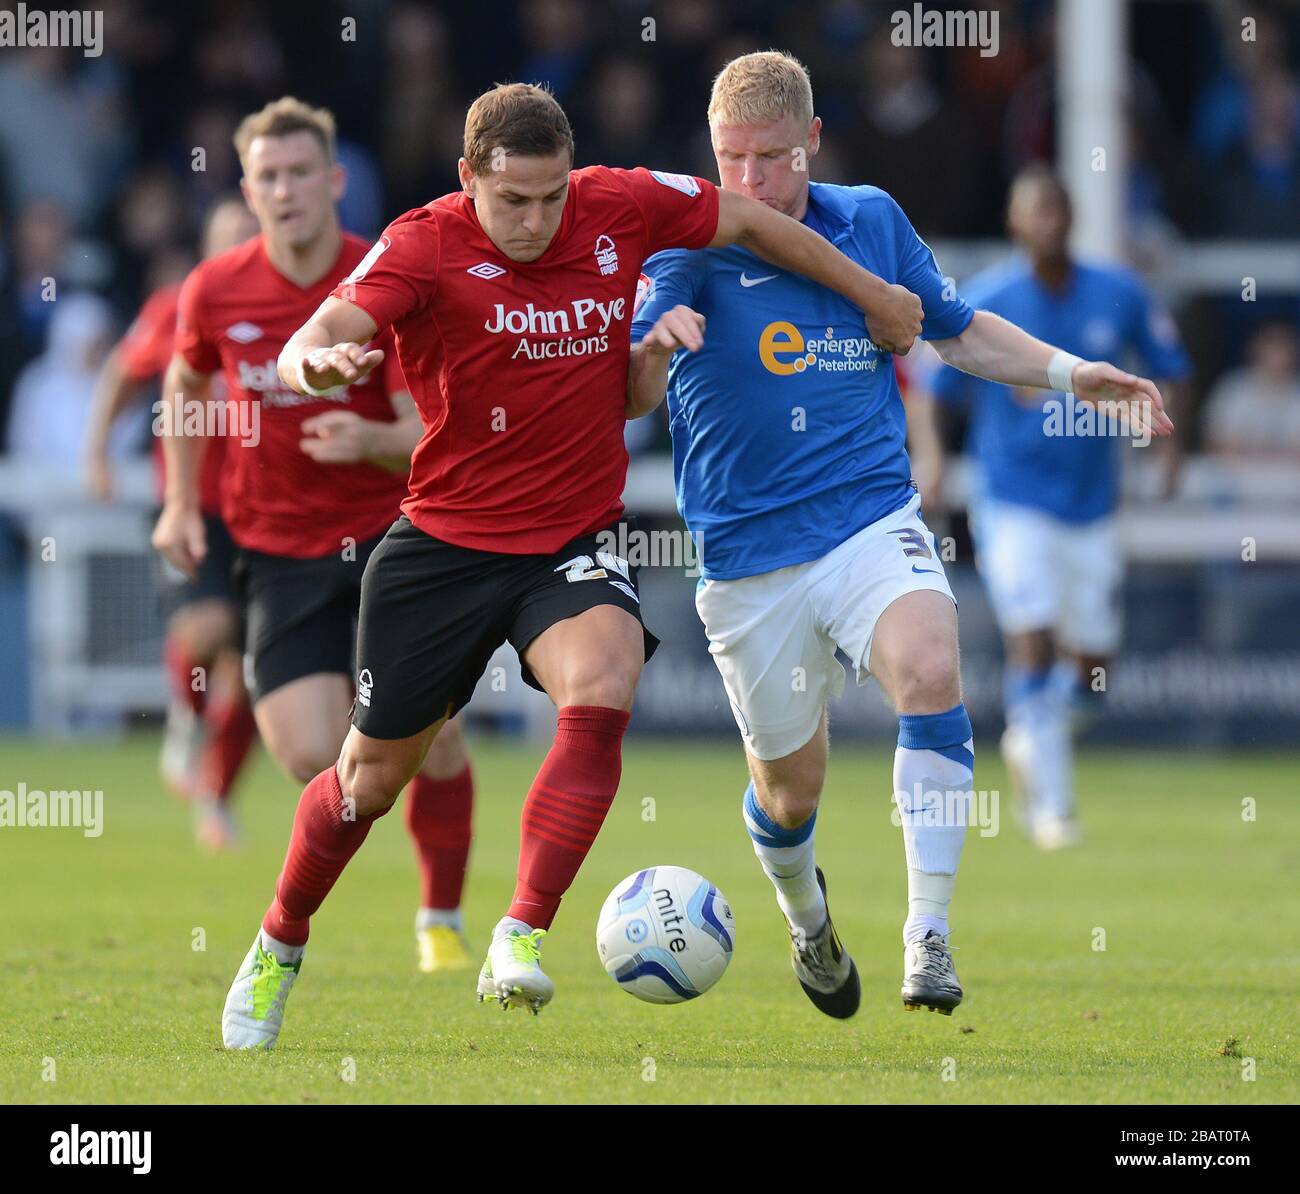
top-left (333, 166), bottom-right (719, 554)
top-left (175, 233), bottom-right (409, 558)
top-left (118, 282), bottom-right (226, 515)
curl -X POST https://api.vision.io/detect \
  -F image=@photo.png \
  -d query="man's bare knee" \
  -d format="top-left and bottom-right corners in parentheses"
top-left (752, 774), bottom-right (820, 829)
top-left (893, 650), bottom-right (961, 713)
top-left (337, 739), bottom-right (417, 818)
top-left (553, 665), bottom-right (640, 712)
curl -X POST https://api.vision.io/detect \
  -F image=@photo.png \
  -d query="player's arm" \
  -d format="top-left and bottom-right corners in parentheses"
top-left (930, 309), bottom-right (1175, 437)
top-left (150, 353), bottom-right (214, 579)
top-left (278, 296), bottom-right (383, 395)
top-left (84, 348), bottom-right (141, 501)
top-left (710, 189), bottom-right (922, 354)
top-left (626, 306), bottom-right (706, 418)
top-left (299, 391), bottom-right (423, 474)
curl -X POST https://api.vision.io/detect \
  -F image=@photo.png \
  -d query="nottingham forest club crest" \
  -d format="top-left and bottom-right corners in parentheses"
top-left (594, 235), bottom-right (619, 276)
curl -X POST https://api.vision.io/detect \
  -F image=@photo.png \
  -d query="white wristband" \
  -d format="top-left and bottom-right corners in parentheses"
top-left (297, 357), bottom-right (348, 398)
top-left (1046, 350), bottom-right (1083, 394)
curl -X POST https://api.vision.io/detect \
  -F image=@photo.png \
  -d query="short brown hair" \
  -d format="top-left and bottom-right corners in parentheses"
top-left (463, 82), bottom-right (574, 175)
top-left (708, 50), bottom-right (814, 129)
top-left (233, 96), bottom-right (336, 167)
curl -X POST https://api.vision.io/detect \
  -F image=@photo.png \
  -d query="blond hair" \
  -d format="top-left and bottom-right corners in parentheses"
top-left (233, 96), bottom-right (336, 166)
top-left (708, 50), bottom-right (814, 129)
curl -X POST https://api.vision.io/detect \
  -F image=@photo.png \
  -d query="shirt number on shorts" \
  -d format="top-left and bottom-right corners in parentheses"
top-left (554, 551), bottom-right (631, 583)
top-left (891, 528), bottom-right (933, 560)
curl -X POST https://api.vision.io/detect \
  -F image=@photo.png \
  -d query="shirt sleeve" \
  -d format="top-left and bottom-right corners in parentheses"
top-left (629, 249), bottom-right (702, 343)
top-left (1126, 278), bottom-right (1192, 381)
top-left (888, 195), bottom-right (974, 342)
top-left (118, 288), bottom-right (179, 382)
top-left (173, 267), bottom-right (221, 375)
top-left (617, 167), bottom-right (720, 257)
top-left (331, 208), bottom-right (442, 333)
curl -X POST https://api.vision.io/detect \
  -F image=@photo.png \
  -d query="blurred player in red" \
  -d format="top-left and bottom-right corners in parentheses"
top-left (214, 81), bottom-right (925, 1048)
top-left (152, 98), bottom-right (476, 974)
top-left (86, 196), bottom-right (261, 851)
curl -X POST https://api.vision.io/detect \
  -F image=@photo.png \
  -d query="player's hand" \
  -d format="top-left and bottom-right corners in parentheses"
top-left (299, 343), bottom-right (384, 392)
top-left (299, 410), bottom-right (375, 464)
top-left (85, 453), bottom-right (114, 503)
top-left (864, 283), bottom-right (923, 354)
top-left (641, 305), bottom-right (706, 356)
top-left (151, 502), bottom-right (207, 580)
top-left (1072, 361), bottom-right (1175, 438)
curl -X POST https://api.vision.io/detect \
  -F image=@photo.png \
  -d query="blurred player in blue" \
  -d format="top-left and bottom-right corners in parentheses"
top-left (628, 52), bottom-right (1173, 1017)
top-left (913, 166), bottom-right (1191, 850)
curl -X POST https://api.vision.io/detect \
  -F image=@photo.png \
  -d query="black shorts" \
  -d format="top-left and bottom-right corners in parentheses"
top-left (235, 532), bottom-right (385, 703)
top-left (353, 516), bottom-right (658, 739)
top-left (159, 512), bottom-right (239, 615)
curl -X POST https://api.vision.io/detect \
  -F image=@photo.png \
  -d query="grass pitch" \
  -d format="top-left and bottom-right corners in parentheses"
top-left (1, 733), bottom-right (1296, 1104)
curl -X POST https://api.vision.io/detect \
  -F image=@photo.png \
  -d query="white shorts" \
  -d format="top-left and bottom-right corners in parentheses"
top-left (695, 493), bottom-right (955, 761)
top-left (970, 498), bottom-right (1121, 654)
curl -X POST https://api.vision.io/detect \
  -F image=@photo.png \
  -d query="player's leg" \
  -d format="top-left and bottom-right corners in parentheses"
top-left (472, 604), bottom-right (642, 1012)
top-left (868, 588), bottom-right (970, 1012)
top-left (1037, 513), bottom-right (1123, 848)
top-left (405, 716), bottom-right (475, 971)
top-left (696, 565), bottom-right (859, 1017)
top-left (1002, 627), bottom-right (1077, 845)
top-left (188, 516), bottom-right (258, 839)
top-left (222, 720), bottom-right (442, 1049)
top-left (160, 513), bottom-right (248, 802)
top-left (191, 647), bottom-right (258, 850)
top-left (221, 517), bottom-right (515, 1045)
top-left (471, 531), bottom-right (658, 1014)
top-left (253, 673), bottom-right (355, 782)
top-left (820, 493), bottom-right (970, 1013)
top-left (972, 499), bottom-right (1072, 842)
top-left (159, 597), bottom-right (235, 798)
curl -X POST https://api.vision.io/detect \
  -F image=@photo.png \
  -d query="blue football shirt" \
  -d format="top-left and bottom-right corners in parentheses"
top-left (928, 256), bottom-right (1191, 522)
top-left (630, 182), bottom-right (973, 580)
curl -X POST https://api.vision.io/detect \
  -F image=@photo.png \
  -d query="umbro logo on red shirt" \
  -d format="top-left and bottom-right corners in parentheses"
top-left (466, 262), bottom-right (507, 280)
top-left (226, 321), bottom-right (262, 343)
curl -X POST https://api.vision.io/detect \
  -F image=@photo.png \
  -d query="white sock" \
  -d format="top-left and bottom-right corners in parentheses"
top-left (416, 907), bottom-right (463, 933)
top-left (895, 706), bottom-right (974, 945)
top-left (742, 782), bottom-right (827, 935)
top-left (258, 929), bottom-right (304, 965)
top-left (906, 869), bottom-right (956, 943)
top-left (493, 916), bottom-right (532, 943)
top-left (1007, 673), bottom-right (1074, 821)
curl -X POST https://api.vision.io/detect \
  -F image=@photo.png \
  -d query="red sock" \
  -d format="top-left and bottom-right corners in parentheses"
top-left (509, 706), bottom-right (630, 929)
top-left (196, 695), bottom-right (258, 804)
top-left (262, 767), bottom-right (388, 946)
top-left (404, 766), bottom-right (474, 910)
top-left (164, 636), bottom-right (205, 715)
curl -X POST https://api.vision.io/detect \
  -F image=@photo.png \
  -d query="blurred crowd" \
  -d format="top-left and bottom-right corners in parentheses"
top-left (0, 0), bottom-right (1298, 470)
